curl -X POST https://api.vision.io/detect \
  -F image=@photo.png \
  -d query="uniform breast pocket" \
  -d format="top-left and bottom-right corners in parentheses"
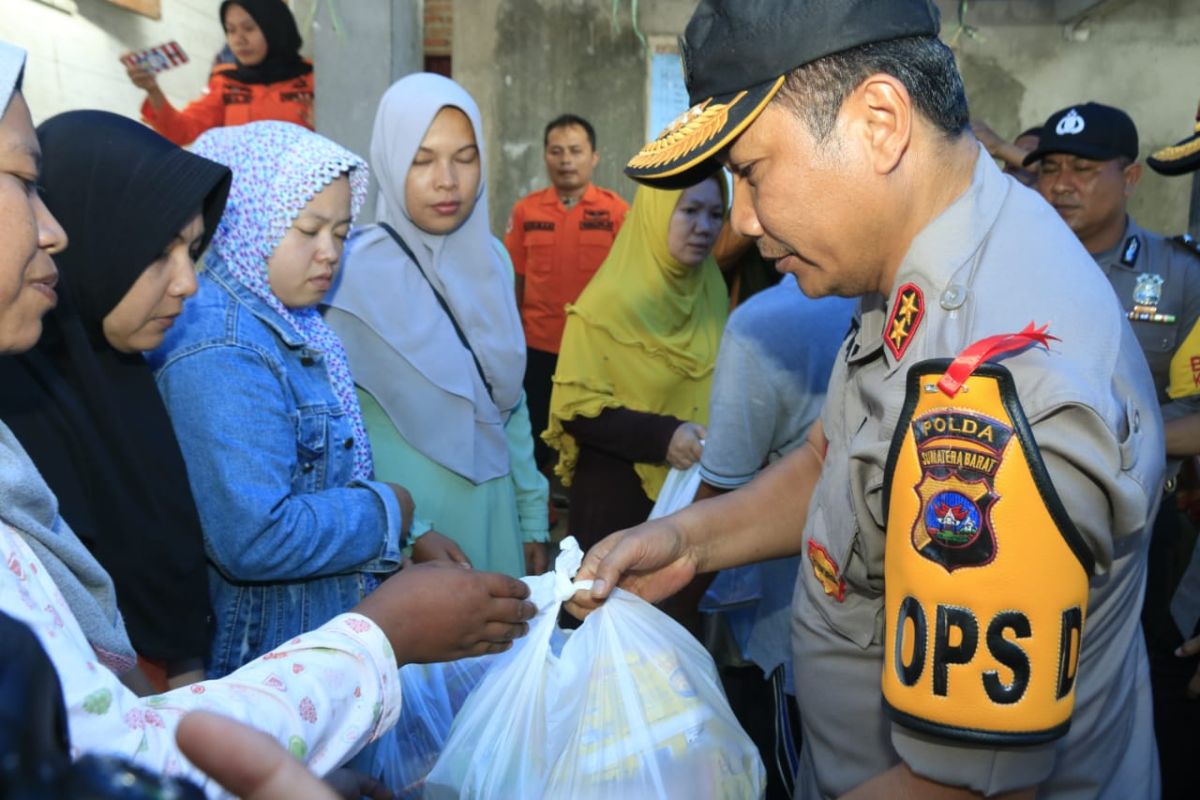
top-left (802, 491), bottom-right (883, 650)
top-left (523, 230), bottom-right (557, 276)
top-left (1131, 318), bottom-right (1179, 355)
top-left (579, 228), bottom-right (616, 258)
top-left (293, 410), bottom-right (329, 491)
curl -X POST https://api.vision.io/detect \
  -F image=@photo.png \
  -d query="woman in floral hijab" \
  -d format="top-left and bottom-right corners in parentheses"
top-left (149, 121), bottom-right (416, 677)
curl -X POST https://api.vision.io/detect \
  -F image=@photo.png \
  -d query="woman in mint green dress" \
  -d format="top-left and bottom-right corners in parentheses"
top-left (325, 73), bottom-right (548, 577)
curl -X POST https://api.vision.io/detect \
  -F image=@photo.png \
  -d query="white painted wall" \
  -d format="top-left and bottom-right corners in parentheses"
top-left (1, 0), bottom-right (315, 126)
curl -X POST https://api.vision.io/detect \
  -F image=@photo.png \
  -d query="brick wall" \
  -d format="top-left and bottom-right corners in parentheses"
top-left (424, 0), bottom-right (453, 56)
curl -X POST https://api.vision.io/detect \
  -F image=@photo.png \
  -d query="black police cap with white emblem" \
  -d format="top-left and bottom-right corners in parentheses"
top-left (625, 0), bottom-right (942, 189)
top-left (1022, 102), bottom-right (1139, 167)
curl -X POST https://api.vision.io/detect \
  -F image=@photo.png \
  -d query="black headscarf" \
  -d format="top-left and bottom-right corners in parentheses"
top-left (220, 0), bottom-right (312, 85)
top-left (0, 111), bottom-right (230, 662)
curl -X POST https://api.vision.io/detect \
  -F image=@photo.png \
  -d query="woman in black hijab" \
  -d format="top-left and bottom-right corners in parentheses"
top-left (0, 110), bottom-right (230, 689)
top-left (125, 0), bottom-right (314, 146)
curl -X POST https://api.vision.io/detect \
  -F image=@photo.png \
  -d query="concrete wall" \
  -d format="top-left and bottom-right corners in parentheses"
top-left (455, 0), bottom-right (650, 233)
top-left (455, 0), bottom-right (1200, 236)
top-left (312, 0), bottom-right (422, 221)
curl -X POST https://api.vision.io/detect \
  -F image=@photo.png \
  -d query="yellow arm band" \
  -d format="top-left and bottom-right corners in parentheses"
top-left (1167, 317), bottom-right (1200, 399)
top-left (882, 361), bottom-right (1092, 745)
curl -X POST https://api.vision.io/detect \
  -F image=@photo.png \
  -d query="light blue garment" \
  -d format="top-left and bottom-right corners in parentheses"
top-left (149, 257), bottom-right (402, 678)
top-left (699, 282), bottom-right (854, 688)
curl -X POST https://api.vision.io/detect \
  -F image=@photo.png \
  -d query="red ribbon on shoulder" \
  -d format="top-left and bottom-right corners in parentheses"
top-left (937, 322), bottom-right (1058, 397)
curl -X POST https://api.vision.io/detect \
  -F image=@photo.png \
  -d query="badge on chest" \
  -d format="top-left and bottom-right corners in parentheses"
top-left (1128, 273), bottom-right (1175, 324)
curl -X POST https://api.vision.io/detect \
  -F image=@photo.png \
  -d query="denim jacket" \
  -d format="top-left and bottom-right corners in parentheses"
top-left (148, 260), bottom-right (402, 678)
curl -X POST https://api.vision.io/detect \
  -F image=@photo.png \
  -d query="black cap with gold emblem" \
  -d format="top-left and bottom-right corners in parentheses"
top-left (625, 0), bottom-right (942, 189)
top-left (1148, 101), bottom-right (1200, 176)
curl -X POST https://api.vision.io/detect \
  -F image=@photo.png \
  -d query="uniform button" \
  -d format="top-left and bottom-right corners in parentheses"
top-left (1162, 338), bottom-right (1171, 349)
top-left (1132, 410), bottom-right (1141, 434)
top-left (940, 284), bottom-right (968, 310)
top-left (300, 355), bottom-right (315, 366)
top-left (343, 437), bottom-right (354, 450)
top-left (301, 462), bottom-right (315, 473)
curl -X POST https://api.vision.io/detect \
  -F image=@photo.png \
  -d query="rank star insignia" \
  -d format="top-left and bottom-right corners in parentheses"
top-left (909, 410), bottom-right (1014, 572)
top-left (884, 283), bottom-right (925, 360)
top-left (807, 540), bottom-right (846, 602)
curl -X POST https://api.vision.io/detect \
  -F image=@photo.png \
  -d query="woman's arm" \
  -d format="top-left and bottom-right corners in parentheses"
top-left (505, 392), bottom-right (550, 543)
top-left (139, 71), bottom-right (229, 147)
top-left (155, 345), bottom-right (402, 583)
top-left (562, 406), bottom-right (686, 465)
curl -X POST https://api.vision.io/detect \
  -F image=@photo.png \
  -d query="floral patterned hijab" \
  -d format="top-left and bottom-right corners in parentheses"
top-left (191, 121), bottom-right (374, 479)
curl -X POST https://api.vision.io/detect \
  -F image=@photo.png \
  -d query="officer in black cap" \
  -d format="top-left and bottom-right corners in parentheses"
top-left (570, 2), bottom-right (1163, 798)
top-left (1028, 102), bottom-right (1200, 798)
top-left (1028, 103), bottom-right (1200, 432)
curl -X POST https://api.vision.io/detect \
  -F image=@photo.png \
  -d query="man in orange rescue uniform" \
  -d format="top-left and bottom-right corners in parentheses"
top-left (505, 114), bottom-right (629, 470)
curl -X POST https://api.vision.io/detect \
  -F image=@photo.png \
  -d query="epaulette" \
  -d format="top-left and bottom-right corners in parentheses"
top-left (1170, 233), bottom-right (1200, 258)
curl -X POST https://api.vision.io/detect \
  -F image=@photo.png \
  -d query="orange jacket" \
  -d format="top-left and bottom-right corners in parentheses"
top-left (504, 184), bottom-right (629, 353)
top-left (141, 62), bottom-right (314, 146)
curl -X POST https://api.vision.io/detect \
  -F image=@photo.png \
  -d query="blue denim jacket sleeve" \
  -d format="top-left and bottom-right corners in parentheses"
top-left (155, 342), bottom-right (402, 582)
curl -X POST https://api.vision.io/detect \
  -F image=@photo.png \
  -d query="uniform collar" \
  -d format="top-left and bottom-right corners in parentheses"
top-left (1094, 216), bottom-right (1146, 273)
top-left (538, 182), bottom-right (598, 209)
top-left (850, 145), bottom-right (1005, 369)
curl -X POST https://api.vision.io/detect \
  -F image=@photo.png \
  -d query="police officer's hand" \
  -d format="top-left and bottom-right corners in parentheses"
top-left (565, 516), bottom-right (698, 619)
top-left (411, 530), bottom-right (472, 568)
top-left (353, 561), bottom-right (536, 665)
top-left (667, 422), bottom-right (706, 470)
top-left (1175, 634), bottom-right (1200, 698)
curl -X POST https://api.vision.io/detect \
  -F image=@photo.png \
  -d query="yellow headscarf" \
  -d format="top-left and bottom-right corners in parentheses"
top-left (544, 181), bottom-right (729, 500)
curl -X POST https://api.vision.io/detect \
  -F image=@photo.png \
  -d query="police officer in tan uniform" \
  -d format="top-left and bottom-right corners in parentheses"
top-left (568, 1), bottom-right (1164, 798)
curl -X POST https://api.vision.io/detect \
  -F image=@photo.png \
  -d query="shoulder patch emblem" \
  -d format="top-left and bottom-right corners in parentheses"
top-left (910, 411), bottom-right (1014, 571)
top-left (807, 540), bottom-right (846, 602)
top-left (885, 283), bottom-right (925, 361)
top-left (1171, 233), bottom-right (1200, 258)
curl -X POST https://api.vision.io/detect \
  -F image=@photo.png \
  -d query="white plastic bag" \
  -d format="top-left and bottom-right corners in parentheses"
top-left (424, 538), bottom-right (765, 799)
top-left (649, 463), bottom-right (703, 520)
top-left (379, 654), bottom-right (496, 798)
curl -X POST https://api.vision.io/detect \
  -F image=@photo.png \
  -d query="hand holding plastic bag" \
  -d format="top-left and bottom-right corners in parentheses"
top-left (424, 537), bottom-right (765, 799)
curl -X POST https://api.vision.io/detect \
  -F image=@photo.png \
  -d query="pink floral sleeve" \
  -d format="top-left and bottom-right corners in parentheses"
top-left (0, 523), bottom-right (401, 798)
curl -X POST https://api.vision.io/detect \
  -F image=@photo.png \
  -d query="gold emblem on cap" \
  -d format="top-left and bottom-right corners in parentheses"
top-left (627, 91), bottom-right (747, 170)
top-left (1150, 122), bottom-right (1200, 163)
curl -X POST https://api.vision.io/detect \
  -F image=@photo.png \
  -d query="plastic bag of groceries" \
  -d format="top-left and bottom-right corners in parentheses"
top-left (423, 537), bottom-right (765, 799)
top-left (649, 463), bottom-right (702, 520)
top-left (379, 654), bottom-right (495, 798)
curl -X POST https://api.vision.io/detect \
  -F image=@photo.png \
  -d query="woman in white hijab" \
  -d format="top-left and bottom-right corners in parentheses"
top-left (326, 73), bottom-right (549, 577)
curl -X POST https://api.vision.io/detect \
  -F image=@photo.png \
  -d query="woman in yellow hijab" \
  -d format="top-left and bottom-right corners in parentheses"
top-left (545, 176), bottom-right (728, 548)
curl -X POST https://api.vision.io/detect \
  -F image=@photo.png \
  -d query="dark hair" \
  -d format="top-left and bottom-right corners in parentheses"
top-left (544, 114), bottom-right (596, 150)
top-left (774, 36), bottom-right (969, 143)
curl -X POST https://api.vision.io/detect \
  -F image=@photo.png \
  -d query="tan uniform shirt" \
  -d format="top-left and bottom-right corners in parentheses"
top-left (791, 152), bottom-right (1163, 798)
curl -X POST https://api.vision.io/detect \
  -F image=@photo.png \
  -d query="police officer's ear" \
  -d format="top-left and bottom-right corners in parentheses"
top-left (843, 73), bottom-right (913, 178)
top-left (1121, 160), bottom-right (1143, 199)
